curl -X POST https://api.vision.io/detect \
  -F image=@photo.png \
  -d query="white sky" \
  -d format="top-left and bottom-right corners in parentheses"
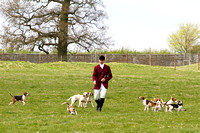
top-left (103, 0), bottom-right (200, 51)
top-left (1, 0), bottom-right (200, 51)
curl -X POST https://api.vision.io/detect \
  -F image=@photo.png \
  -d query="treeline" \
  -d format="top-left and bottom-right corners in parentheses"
top-left (0, 48), bottom-right (173, 54)
top-left (74, 48), bottom-right (173, 54)
top-left (1, 47), bottom-right (199, 54)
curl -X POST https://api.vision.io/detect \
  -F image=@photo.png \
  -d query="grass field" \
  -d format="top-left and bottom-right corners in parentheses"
top-left (0, 61), bottom-right (200, 133)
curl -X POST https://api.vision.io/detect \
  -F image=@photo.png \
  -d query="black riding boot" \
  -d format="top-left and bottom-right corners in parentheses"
top-left (95, 99), bottom-right (100, 111)
top-left (98, 98), bottom-right (105, 112)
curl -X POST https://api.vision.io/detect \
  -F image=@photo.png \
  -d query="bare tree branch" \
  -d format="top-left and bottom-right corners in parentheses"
top-left (0, 0), bottom-right (114, 60)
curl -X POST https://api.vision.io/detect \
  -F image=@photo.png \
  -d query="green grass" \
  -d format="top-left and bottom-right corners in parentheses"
top-left (0, 61), bottom-right (200, 133)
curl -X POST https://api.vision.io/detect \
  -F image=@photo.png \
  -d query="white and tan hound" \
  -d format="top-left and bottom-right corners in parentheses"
top-left (62, 102), bottom-right (77, 115)
top-left (86, 92), bottom-right (94, 107)
top-left (63, 92), bottom-right (88, 108)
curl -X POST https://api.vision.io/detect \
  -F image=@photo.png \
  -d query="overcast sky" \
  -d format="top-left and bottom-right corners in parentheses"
top-left (103, 0), bottom-right (200, 51)
top-left (1, 0), bottom-right (200, 51)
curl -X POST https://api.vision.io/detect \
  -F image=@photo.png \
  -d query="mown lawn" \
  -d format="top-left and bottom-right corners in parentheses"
top-left (0, 61), bottom-right (200, 133)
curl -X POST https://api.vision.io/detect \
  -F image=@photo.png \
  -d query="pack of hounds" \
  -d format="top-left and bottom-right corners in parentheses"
top-left (138, 96), bottom-right (186, 112)
top-left (9, 91), bottom-right (94, 115)
top-left (61, 92), bottom-right (94, 115)
top-left (8, 92), bottom-right (187, 115)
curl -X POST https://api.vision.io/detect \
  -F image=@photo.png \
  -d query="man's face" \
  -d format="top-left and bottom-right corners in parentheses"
top-left (99, 60), bottom-right (104, 64)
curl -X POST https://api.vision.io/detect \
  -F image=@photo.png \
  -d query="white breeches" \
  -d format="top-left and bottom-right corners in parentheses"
top-left (94, 83), bottom-right (107, 100)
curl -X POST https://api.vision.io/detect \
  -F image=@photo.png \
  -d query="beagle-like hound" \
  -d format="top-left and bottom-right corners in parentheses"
top-left (138, 96), bottom-right (161, 112)
top-left (86, 92), bottom-right (94, 107)
top-left (9, 92), bottom-right (30, 105)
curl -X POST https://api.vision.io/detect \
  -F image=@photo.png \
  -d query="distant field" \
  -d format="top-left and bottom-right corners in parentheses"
top-left (0, 61), bottom-right (200, 132)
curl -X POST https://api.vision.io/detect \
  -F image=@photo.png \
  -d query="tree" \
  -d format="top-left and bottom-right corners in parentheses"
top-left (0, 0), bottom-right (113, 60)
top-left (168, 23), bottom-right (200, 54)
top-left (191, 45), bottom-right (200, 53)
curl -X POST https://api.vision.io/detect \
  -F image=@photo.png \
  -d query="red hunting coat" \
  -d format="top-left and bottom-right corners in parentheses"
top-left (92, 64), bottom-right (112, 89)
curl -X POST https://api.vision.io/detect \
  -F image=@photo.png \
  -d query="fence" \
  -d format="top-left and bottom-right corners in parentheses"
top-left (0, 52), bottom-right (200, 67)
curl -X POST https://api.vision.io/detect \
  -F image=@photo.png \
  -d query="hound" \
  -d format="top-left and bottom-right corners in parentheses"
top-left (164, 96), bottom-right (178, 112)
top-left (86, 92), bottom-right (94, 107)
top-left (63, 102), bottom-right (77, 115)
top-left (153, 97), bottom-right (165, 111)
top-left (62, 92), bottom-right (88, 108)
top-left (138, 96), bottom-right (158, 112)
top-left (166, 100), bottom-right (186, 112)
top-left (9, 92), bottom-right (30, 105)
top-left (153, 100), bottom-right (162, 112)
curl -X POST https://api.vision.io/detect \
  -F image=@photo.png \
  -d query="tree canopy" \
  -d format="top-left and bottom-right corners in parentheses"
top-left (0, 0), bottom-right (113, 60)
top-left (168, 23), bottom-right (200, 54)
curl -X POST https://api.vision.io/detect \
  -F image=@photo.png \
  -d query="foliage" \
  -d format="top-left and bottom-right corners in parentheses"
top-left (168, 23), bottom-right (200, 54)
top-left (0, 61), bottom-right (200, 132)
top-left (191, 45), bottom-right (200, 53)
top-left (76, 48), bottom-right (173, 54)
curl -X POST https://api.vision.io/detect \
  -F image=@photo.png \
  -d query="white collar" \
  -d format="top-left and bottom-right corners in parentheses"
top-left (100, 64), bottom-right (104, 69)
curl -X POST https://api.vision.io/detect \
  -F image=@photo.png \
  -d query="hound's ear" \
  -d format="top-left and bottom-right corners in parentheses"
top-left (141, 96), bottom-right (145, 100)
top-left (83, 95), bottom-right (85, 97)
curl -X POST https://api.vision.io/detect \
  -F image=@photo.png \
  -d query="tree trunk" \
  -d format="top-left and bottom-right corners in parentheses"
top-left (57, 42), bottom-right (68, 61)
top-left (57, 0), bottom-right (70, 61)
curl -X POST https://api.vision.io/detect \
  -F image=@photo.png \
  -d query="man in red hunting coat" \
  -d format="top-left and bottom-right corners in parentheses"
top-left (92, 55), bottom-right (112, 112)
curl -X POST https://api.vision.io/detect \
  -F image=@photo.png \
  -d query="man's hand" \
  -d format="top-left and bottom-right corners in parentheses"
top-left (101, 78), bottom-right (106, 82)
top-left (93, 81), bottom-right (96, 85)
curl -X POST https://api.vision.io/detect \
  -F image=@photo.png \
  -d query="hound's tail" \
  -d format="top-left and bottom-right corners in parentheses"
top-left (61, 102), bottom-right (70, 105)
top-left (67, 97), bottom-right (72, 101)
top-left (9, 92), bottom-right (13, 97)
